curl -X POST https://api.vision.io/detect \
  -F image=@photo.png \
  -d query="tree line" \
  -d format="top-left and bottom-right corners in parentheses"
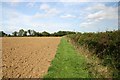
top-left (0, 29), bottom-right (76, 37)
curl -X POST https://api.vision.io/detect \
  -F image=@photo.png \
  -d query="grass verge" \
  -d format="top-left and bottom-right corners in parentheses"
top-left (66, 36), bottom-right (113, 78)
top-left (43, 37), bottom-right (91, 78)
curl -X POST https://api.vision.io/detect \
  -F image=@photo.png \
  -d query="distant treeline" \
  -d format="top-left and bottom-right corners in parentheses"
top-left (0, 29), bottom-right (76, 37)
top-left (67, 30), bottom-right (120, 78)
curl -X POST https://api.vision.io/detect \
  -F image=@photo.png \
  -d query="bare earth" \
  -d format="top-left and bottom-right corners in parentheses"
top-left (0, 38), bottom-right (2, 79)
top-left (2, 37), bottom-right (61, 78)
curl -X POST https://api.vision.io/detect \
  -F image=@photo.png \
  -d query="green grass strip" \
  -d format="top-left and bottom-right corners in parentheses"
top-left (44, 37), bottom-right (91, 78)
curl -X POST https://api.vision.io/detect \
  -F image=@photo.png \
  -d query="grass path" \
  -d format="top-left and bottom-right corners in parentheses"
top-left (44, 37), bottom-right (91, 78)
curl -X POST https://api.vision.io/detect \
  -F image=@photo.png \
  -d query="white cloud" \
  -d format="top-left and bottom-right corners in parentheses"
top-left (40, 3), bottom-right (50, 11)
top-left (85, 4), bottom-right (118, 22)
top-left (33, 13), bottom-right (44, 18)
top-left (80, 21), bottom-right (94, 28)
top-left (2, 0), bottom-right (33, 2)
top-left (2, 8), bottom-right (32, 32)
top-left (27, 3), bottom-right (60, 18)
top-left (2, 2), bottom-right (118, 33)
top-left (31, 22), bottom-right (73, 32)
top-left (8, 2), bottom-right (19, 6)
top-left (5, 0), bottom-right (26, 6)
top-left (60, 14), bottom-right (76, 18)
top-left (80, 3), bottom-right (118, 29)
top-left (8, 0), bottom-right (21, 2)
top-left (36, 3), bottom-right (60, 18)
top-left (87, 11), bottom-right (105, 21)
top-left (33, 9), bottom-right (59, 19)
top-left (86, 6), bottom-right (118, 21)
top-left (59, 0), bottom-right (88, 2)
top-left (2, 8), bottom-right (72, 33)
top-left (59, 0), bottom-right (119, 2)
top-left (47, 8), bottom-right (59, 15)
top-left (27, 2), bottom-right (35, 7)
top-left (86, 4), bottom-right (106, 11)
top-left (2, 0), bottom-right (120, 2)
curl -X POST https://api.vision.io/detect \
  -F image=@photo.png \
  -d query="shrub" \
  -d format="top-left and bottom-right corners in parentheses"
top-left (67, 30), bottom-right (120, 78)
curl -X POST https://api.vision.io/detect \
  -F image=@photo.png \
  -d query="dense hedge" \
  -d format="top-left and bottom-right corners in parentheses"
top-left (67, 30), bottom-right (120, 77)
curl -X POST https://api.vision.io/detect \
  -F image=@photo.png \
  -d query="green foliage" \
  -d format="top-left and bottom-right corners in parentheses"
top-left (67, 30), bottom-right (120, 78)
top-left (18, 29), bottom-right (25, 36)
top-left (42, 31), bottom-right (50, 36)
top-left (53, 31), bottom-right (76, 36)
top-left (0, 31), bottom-right (7, 37)
top-left (27, 29), bottom-right (36, 36)
top-left (28, 29), bottom-right (31, 36)
top-left (23, 31), bottom-right (27, 36)
top-left (12, 31), bottom-right (18, 36)
top-left (1, 29), bottom-right (76, 37)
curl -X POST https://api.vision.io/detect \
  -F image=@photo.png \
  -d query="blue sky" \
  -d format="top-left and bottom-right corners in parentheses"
top-left (1, 1), bottom-right (119, 34)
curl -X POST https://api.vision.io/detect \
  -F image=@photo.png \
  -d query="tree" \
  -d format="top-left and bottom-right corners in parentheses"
top-left (42, 31), bottom-right (50, 36)
top-left (23, 31), bottom-right (27, 36)
top-left (38, 33), bottom-right (43, 36)
top-left (34, 32), bottom-right (41, 36)
top-left (27, 29), bottom-right (36, 36)
top-left (0, 31), bottom-right (7, 37)
top-left (28, 29), bottom-right (31, 36)
top-left (18, 29), bottom-right (25, 36)
top-left (8, 34), bottom-right (11, 37)
top-left (53, 31), bottom-right (76, 36)
top-left (12, 31), bottom-right (18, 36)
top-left (32, 30), bottom-right (36, 36)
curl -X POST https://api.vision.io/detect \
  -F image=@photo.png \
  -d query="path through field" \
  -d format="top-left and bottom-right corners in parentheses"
top-left (44, 38), bottom-right (90, 78)
top-left (2, 37), bottom-right (61, 78)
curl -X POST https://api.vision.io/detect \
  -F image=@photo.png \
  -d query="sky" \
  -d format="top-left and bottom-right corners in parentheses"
top-left (0, 0), bottom-right (119, 34)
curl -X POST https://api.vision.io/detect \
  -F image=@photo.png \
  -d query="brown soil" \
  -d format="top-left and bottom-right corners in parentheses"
top-left (0, 38), bottom-right (2, 79)
top-left (2, 37), bottom-right (61, 78)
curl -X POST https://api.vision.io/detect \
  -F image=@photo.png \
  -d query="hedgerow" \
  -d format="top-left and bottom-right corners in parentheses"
top-left (67, 30), bottom-right (120, 78)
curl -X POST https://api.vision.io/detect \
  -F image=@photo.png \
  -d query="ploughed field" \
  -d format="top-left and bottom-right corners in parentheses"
top-left (2, 37), bottom-right (61, 78)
